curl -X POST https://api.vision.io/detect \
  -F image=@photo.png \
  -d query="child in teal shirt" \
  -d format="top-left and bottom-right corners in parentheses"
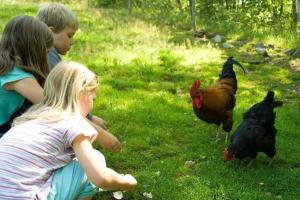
top-left (0, 15), bottom-right (53, 136)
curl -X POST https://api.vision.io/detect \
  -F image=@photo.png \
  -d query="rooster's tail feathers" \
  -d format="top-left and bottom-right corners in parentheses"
top-left (225, 57), bottom-right (246, 74)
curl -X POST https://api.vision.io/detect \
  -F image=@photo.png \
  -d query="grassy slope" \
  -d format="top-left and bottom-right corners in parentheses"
top-left (1, 1), bottom-right (299, 200)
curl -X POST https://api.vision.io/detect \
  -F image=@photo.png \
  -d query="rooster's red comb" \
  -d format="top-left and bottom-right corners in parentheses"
top-left (190, 80), bottom-right (201, 96)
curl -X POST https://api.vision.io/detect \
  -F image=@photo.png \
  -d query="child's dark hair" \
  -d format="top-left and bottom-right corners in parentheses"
top-left (0, 15), bottom-right (54, 86)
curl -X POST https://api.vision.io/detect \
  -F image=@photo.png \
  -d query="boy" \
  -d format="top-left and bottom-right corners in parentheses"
top-left (37, 3), bottom-right (77, 70)
top-left (37, 3), bottom-right (121, 152)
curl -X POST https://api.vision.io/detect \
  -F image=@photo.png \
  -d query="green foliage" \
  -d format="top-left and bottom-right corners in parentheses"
top-left (89, 0), bottom-right (124, 7)
top-left (88, 0), bottom-right (299, 40)
top-left (198, 0), bottom-right (293, 35)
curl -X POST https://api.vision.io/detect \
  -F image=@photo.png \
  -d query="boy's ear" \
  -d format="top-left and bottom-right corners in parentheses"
top-left (48, 26), bottom-right (58, 34)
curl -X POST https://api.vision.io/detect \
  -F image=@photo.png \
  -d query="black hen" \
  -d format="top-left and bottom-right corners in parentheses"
top-left (224, 91), bottom-right (283, 166)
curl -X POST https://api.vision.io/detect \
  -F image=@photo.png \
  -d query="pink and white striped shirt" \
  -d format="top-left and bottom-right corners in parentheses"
top-left (0, 114), bottom-right (97, 199)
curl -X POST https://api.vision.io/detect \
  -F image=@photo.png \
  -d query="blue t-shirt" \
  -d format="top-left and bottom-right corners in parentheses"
top-left (48, 47), bottom-right (61, 70)
top-left (0, 67), bottom-right (33, 125)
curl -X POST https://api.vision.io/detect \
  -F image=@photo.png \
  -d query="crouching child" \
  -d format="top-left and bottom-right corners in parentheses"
top-left (0, 61), bottom-right (137, 199)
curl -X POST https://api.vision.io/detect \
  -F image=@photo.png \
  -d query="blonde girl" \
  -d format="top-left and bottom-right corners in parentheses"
top-left (0, 61), bottom-right (137, 199)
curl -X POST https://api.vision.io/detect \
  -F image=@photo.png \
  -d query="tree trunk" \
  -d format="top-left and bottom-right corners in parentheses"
top-left (297, 0), bottom-right (300, 20)
top-left (225, 0), bottom-right (229, 9)
top-left (291, 0), bottom-right (297, 32)
top-left (189, 0), bottom-right (196, 31)
top-left (127, 0), bottom-right (132, 13)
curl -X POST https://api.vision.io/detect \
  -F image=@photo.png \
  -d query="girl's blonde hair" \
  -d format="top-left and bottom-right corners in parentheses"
top-left (36, 3), bottom-right (79, 33)
top-left (0, 15), bottom-right (53, 86)
top-left (14, 61), bottom-right (98, 125)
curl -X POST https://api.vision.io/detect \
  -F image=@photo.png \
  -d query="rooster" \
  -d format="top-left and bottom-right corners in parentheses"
top-left (224, 91), bottom-right (283, 166)
top-left (190, 57), bottom-right (245, 142)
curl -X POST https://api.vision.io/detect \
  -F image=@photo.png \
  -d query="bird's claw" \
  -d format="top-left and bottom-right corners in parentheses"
top-left (215, 138), bottom-right (221, 143)
top-left (247, 159), bottom-right (254, 168)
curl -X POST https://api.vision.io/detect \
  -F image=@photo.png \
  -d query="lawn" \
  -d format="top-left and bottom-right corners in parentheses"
top-left (1, 1), bottom-right (299, 200)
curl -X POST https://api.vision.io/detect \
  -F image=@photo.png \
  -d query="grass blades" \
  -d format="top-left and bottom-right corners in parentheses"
top-left (1, 1), bottom-right (299, 199)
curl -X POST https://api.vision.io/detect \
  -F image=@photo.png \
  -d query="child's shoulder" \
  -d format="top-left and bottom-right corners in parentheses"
top-left (48, 47), bottom-right (61, 70)
top-left (60, 114), bottom-right (95, 132)
top-left (58, 114), bottom-right (86, 127)
top-left (0, 66), bottom-right (34, 86)
top-left (4, 66), bottom-right (33, 77)
top-left (58, 114), bottom-right (98, 143)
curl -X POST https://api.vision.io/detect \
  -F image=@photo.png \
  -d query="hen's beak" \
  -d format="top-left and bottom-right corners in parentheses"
top-left (224, 148), bottom-right (234, 162)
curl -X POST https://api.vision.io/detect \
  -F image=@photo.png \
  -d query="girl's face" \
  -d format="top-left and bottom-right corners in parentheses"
top-left (79, 89), bottom-right (97, 117)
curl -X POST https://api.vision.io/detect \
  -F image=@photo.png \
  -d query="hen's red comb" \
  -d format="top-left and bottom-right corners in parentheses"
top-left (224, 148), bottom-right (234, 161)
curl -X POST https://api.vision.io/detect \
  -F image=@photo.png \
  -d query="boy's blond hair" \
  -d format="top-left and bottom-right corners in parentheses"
top-left (36, 3), bottom-right (79, 33)
top-left (14, 61), bottom-right (98, 125)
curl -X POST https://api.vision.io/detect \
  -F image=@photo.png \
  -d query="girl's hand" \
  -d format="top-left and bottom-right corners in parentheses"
top-left (122, 174), bottom-right (137, 191)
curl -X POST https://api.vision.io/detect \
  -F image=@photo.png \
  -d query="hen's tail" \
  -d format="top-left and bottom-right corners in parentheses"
top-left (264, 91), bottom-right (283, 108)
top-left (264, 91), bottom-right (274, 103)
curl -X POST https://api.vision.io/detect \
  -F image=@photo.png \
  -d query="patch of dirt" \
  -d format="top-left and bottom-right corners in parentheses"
top-left (289, 59), bottom-right (300, 72)
top-left (295, 83), bottom-right (300, 92)
top-left (266, 56), bottom-right (290, 68)
top-left (191, 29), bottom-right (300, 73)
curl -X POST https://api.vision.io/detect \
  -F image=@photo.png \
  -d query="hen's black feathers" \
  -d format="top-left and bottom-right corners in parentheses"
top-left (227, 91), bottom-right (282, 160)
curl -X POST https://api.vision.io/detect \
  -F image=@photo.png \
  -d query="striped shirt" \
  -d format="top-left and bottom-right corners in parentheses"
top-left (0, 114), bottom-right (97, 199)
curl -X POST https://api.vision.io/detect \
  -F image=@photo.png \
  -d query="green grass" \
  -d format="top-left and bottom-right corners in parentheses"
top-left (1, 1), bottom-right (300, 200)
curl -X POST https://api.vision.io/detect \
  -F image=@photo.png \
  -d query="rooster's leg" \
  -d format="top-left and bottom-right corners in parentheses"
top-left (215, 126), bottom-right (221, 142)
top-left (267, 157), bottom-right (274, 166)
top-left (225, 131), bottom-right (230, 144)
top-left (247, 159), bottom-right (255, 168)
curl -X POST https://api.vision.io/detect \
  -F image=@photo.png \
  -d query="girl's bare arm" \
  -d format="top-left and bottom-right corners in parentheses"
top-left (4, 78), bottom-right (43, 104)
top-left (73, 135), bottom-right (137, 191)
